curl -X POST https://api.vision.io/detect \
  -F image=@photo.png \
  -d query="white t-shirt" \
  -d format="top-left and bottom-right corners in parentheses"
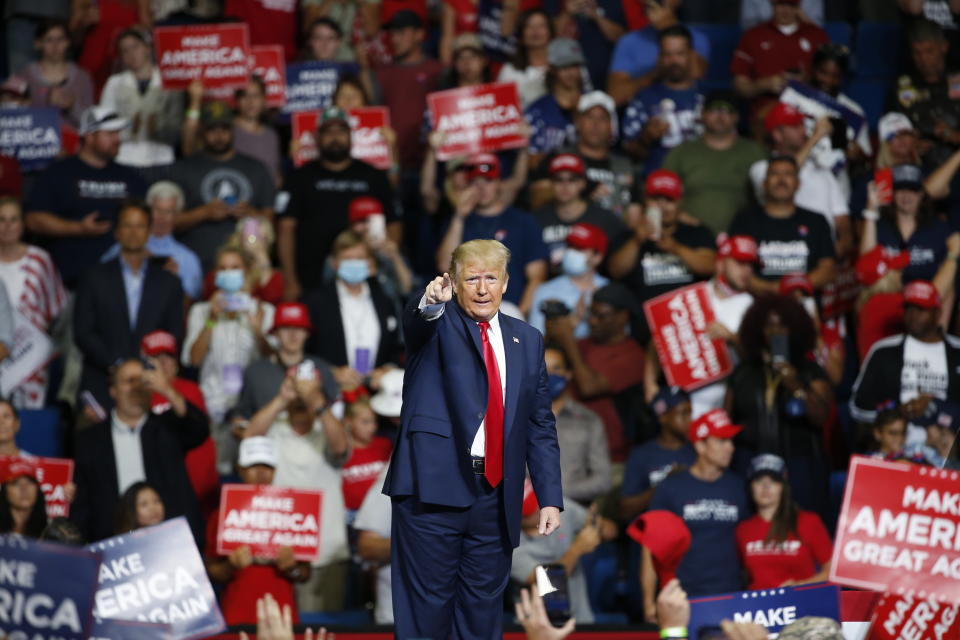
top-left (690, 283), bottom-right (754, 418)
top-left (749, 159), bottom-right (849, 235)
top-left (353, 467), bottom-right (392, 624)
top-left (0, 259), bottom-right (26, 306)
top-left (269, 419), bottom-right (349, 566)
top-left (337, 281), bottom-right (381, 373)
top-left (496, 63), bottom-right (547, 108)
top-left (900, 336), bottom-right (949, 449)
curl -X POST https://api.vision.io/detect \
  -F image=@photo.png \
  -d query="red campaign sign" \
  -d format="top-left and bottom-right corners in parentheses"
top-left (349, 107), bottom-right (391, 170)
top-left (643, 283), bottom-right (732, 391)
top-left (868, 592), bottom-right (959, 640)
top-left (427, 82), bottom-right (526, 160)
top-left (251, 45), bottom-right (286, 108)
top-left (154, 23), bottom-right (251, 90)
top-left (292, 110), bottom-right (319, 168)
top-left (0, 455), bottom-right (73, 519)
top-left (830, 456), bottom-right (960, 603)
top-left (821, 257), bottom-right (860, 319)
top-left (216, 484), bottom-right (322, 561)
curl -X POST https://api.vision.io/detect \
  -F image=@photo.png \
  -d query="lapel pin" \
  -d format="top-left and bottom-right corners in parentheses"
top-left (513, 337), bottom-right (520, 343)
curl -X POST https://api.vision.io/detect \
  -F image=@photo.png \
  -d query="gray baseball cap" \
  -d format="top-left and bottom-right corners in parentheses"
top-left (548, 38), bottom-right (585, 67)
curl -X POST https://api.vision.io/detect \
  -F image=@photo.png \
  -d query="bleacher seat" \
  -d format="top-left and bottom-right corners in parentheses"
top-left (824, 22), bottom-right (852, 49)
top-left (845, 78), bottom-right (888, 130)
top-left (854, 22), bottom-right (903, 79)
top-left (689, 23), bottom-right (742, 91)
top-left (15, 407), bottom-right (63, 457)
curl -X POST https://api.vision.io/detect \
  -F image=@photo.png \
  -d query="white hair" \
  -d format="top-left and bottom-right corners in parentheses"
top-left (145, 181), bottom-right (185, 211)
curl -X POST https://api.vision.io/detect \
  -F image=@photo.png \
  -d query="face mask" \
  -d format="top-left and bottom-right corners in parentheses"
top-left (338, 259), bottom-right (369, 284)
top-left (562, 249), bottom-right (589, 276)
top-left (547, 374), bottom-right (568, 399)
top-left (215, 268), bottom-right (244, 293)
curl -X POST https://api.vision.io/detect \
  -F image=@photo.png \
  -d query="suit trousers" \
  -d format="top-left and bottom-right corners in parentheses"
top-left (391, 475), bottom-right (512, 640)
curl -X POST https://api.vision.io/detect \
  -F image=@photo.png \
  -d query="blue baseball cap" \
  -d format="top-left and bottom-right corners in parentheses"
top-left (922, 399), bottom-right (960, 431)
top-left (747, 453), bottom-right (788, 482)
top-left (652, 386), bottom-right (689, 417)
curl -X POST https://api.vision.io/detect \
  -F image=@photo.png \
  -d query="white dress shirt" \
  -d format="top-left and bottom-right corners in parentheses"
top-left (110, 410), bottom-right (148, 494)
top-left (419, 296), bottom-right (507, 456)
top-left (339, 280), bottom-right (381, 374)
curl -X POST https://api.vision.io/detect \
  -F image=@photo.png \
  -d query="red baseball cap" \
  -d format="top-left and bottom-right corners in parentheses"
top-left (4, 458), bottom-right (38, 482)
top-left (349, 196), bottom-right (384, 223)
top-left (626, 510), bottom-right (691, 585)
top-left (645, 169), bottom-right (683, 200)
top-left (521, 478), bottom-right (539, 517)
top-left (549, 153), bottom-right (585, 177)
top-left (717, 235), bottom-right (759, 263)
top-left (689, 408), bottom-right (743, 443)
top-left (566, 223), bottom-right (608, 255)
top-left (855, 246), bottom-right (911, 286)
top-left (764, 102), bottom-right (805, 132)
top-left (141, 330), bottom-right (177, 357)
top-left (903, 280), bottom-right (940, 309)
top-left (779, 273), bottom-right (813, 297)
top-left (272, 302), bottom-right (314, 332)
top-left (467, 153), bottom-right (501, 180)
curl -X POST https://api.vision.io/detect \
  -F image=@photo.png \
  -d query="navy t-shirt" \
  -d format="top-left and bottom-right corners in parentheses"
top-left (525, 93), bottom-right (576, 156)
top-left (25, 156), bottom-right (146, 288)
top-left (876, 217), bottom-right (951, 284)
top-left (623, 83), bottom-right (704, 173)
top-left (649, 469), bottom-right (748, 596)
top-left (613, 222), bottom-right (716, 303)
top-left (461, 206), bottom-right (549, 304)
top-left (728, 207), bottom-right (835, 281)
top-left (622, 440), bottom-right (696, 496)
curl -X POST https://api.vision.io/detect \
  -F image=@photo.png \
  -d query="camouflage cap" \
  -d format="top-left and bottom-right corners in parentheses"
top-left (777, 617), bottom-right (844, 640)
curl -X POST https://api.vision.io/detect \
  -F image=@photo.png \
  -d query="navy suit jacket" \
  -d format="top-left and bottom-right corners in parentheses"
top-left (383, 292), bottom-right (563, 548)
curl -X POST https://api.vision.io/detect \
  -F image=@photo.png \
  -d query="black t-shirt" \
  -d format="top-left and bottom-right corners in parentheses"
top-left (534, 148), bottom-right (634, 216)
top-left (533, 202), bottom-right (626, 275)
top-left (728, 207), bottom-right (835, 280)
top-left (614, 222), bottom-right (715, 303)
top-left (25, 156), bottom-right (146, 288)
top-left (279, 159), bottom-right (396, 292)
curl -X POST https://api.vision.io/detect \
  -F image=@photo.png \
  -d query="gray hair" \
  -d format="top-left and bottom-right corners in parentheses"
top-left (145, 181), bottom-right (185, 211)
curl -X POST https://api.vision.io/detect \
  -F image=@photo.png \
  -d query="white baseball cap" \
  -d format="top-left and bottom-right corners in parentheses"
top-left (370, 369), bottom-right (404, 417)
top-left (238, 436), bottom-right (277, 468)
top-left (878, 112), bottom-right (914, 142)
top-left (79, 106), bottom-right (129, 135)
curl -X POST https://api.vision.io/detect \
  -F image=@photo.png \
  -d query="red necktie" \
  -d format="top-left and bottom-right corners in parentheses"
top-left (479, 321), bottom-right (504, 487)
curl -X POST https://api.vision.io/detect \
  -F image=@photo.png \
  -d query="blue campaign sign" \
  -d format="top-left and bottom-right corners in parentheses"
top-left (283, 61), bottom-right (360, 115)
top-left (89, 618), bottom-right (172, 639)
top-left (87, 517), bottom-right (224, 640)
top-left (689, 584), bottom-right (841, 638)
top-left (0, 107), bottom-right (61, 172)
top-left (0, 534), bottom-right (101, 640)
top-left (781, 80), bottom-right (867, 138)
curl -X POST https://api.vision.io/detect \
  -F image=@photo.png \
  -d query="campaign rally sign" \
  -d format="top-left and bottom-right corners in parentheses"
top-left (88, 517), bottom-right (224, 640)
top-left (689, 584), bottom-right (841, 639)
top-left (250, 45), bottom-right (286, 108)
top-left (291, 110), bottom-right (319, 167)
top-left (821, 258), bottom-right (860, 320)
top-left (868, 592), bottom-right (959, 640)
top-left (427, 82), bottom-right (526, 160)
top-left (643, 283), bottom-right (733, 391)
top-left (91, 618), bottom-right (173, 639)
top-left (0, 107), bottom-right (60, 171)
top-left (0, 535), bottom-right (101, 640)
top-left (830, 456), bottom-right (960, 602)
top-left (154, 23), bottom-right (250, 90)
top-left (349, 107), bottom-right (391, 170)
top-left (216, 484), bottom-right (322, 561)
top-left (780, 80), bottom-right (868, 152)
top-left (0, 454), bottom-right (74, 518)
top-left (283, 61), bottom-right (359, 115)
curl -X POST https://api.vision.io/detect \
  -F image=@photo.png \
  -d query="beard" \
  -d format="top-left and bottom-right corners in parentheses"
top-left (321, 143), bottom-right (351, 163)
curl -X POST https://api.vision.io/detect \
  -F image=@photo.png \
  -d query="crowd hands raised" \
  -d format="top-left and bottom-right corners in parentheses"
top-left (1, 0), bottom-right (960, 634)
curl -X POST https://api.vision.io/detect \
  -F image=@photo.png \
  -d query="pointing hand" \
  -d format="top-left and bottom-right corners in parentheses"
top-left (425, 273), bottom-right (453, 305)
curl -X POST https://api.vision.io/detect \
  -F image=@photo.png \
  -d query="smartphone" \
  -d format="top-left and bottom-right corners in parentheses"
top-left (829, 117), bottom-right (848, 150)
top-left (645, 204), bottom-right (662, 240)
top-left (539, 564), bottom-right (572, 627)
top-left (222, 292), bottom-right (252, 312)
top-left (874, 168), bottom-right (894, 206)
top-left (81, 390), bottom-right (107, 422)
top-left (367, 213), bottom-right (386, 244)
top-left (770, 333), bottom-right (790, 365)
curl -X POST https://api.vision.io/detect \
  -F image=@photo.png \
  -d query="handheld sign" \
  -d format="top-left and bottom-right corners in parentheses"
top-left (0, 107), bottom-right (60, 171)
top-left (154, 23), bottom-right (250, 90)
top-left (216, 484), bottom-right (323, 561)
top-left (427, 83), bottom-right (526, 160)
top-left (88, 517), bottom-right (224, 640)
top-left (349, 107), bottom-right (391, 170)
top-left (291, 110), bottom-right (319, 167)
top-left (283, 61), bottom-right (359, 115)
top-left (91, 618), bottom-right (173, 639)
top-left (830, 456), bottom-right (960, 602)
top-left (0, 454), bottom-right (74, 518)
top-left (868, 592), bottom-right (960, 640)
top-left (643, 283), bottom-right (733, 391)
top-left (250, 45), bottom-right (286, 108)
top-left (0, 535), bottom-right (101, 640)
top-left (689, 584), bottom-right (841, 639)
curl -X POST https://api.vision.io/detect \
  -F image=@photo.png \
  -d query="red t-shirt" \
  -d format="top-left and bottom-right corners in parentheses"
top-left (735, 511), bottom-right (833, 590)
top-left (0, 155), bottom-right (22, 197)
top-left (375, 59), bottom-right (444, 169)
top-left (444, 0), bottom-right (479, 34)
top-left (205, 499), bottom-right (299, 626)
top-left (225, 0), bottom-right (298, 62)
top-left (857, 293), bottom-right (905, 361)
top-left (341, 436), bottom-right (393, 511)
top-left (730, 21), bottom-right (829, 81)
top-left (572, 338), bottom-right (645, 462)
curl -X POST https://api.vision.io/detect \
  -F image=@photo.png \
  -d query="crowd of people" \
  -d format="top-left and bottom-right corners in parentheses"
top-left (1, 0), bottom-right (959, 630)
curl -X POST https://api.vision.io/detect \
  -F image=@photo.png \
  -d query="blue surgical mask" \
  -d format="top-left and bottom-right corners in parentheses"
top-left (215, 268), bottom-right (245, 293)
top-left (547, 374), bottom-right (568, 399)
top-left (562, 248), bottom-right (589, 276)
top-left (338, 259), bottom-right (370, 284)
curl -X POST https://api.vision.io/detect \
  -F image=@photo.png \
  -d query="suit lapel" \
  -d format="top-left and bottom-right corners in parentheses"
top-left (501, 315), bottom-right (522, 440)
top-left (133, 265), bottom-right (156, 335)
top-left (452, 301), bottom-right (484, 360)
top-left (110, 261), bottom-right (133, 334)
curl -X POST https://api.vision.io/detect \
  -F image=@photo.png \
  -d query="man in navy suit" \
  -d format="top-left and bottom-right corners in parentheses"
top-left (384, 239), bottom-right (563, 640)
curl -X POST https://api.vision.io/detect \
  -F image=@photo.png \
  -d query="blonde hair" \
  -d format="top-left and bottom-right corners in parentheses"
top-left (449, 239), bottom-right (511, 282)
top-left (332, 229), bottom-right (371, 257)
